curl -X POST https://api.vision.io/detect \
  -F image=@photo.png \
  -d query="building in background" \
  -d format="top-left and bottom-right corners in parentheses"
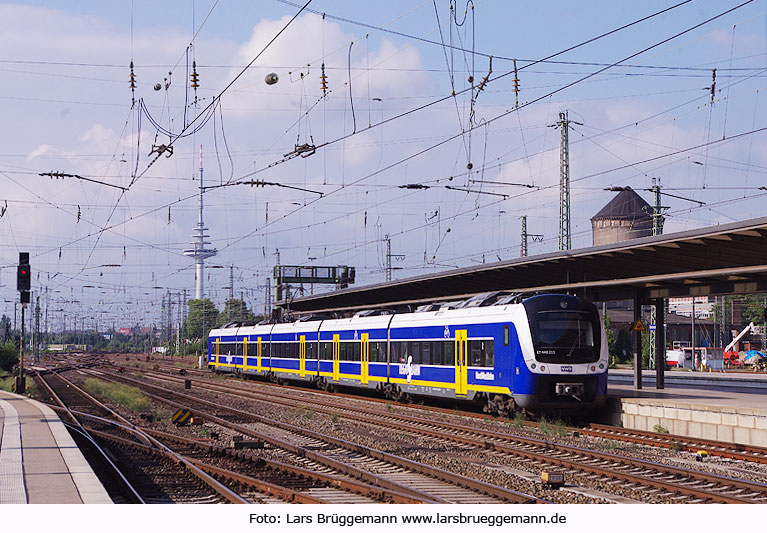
top-left (591, 187), bottom-right (653, 246)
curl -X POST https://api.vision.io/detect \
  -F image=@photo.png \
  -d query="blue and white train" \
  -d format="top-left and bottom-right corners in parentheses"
top-left (207, 293), bottom-right (608, 415)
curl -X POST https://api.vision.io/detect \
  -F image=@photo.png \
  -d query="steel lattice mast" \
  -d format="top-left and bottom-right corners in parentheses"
top-left (558, 111), bottom-right (571, 251)
top-left (184, 145), bottom-right (217, 299)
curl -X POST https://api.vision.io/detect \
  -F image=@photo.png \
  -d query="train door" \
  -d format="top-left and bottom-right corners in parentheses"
top-left (215, 339), bottom-right (220, 367)
top-left (257, 337), bottom-right (262, 372)
top-left (332, 334), bottom-right (340, 381)
top-left (242, 338), bottom-right (248, 371)
top-left (454, 329), bottom-right (468, 396)
top-left (300, 335), bottom-right (306, 377)
top-left (361, 333), bottom-right (369, 385)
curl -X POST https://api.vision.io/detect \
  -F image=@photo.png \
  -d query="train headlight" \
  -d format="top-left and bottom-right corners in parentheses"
top-left (540, 365), bottom-right (546, 371)
top-left (590, 365), bottom-right (596, 371)
top-left (531, 363), bottom-right (536, 369)
top-left (599, 363), bottom-right (604, 370)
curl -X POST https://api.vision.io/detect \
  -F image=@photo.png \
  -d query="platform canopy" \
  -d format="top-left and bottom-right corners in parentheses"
top-left (283, 215), bottom-right (767, 314)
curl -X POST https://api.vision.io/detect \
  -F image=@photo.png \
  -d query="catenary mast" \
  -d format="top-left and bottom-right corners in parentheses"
top-left (184, 145), bottom-right (217, 299)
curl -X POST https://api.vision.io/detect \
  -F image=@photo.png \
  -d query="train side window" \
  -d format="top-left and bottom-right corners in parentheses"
top-left (375, 342), bottom-right (386, 362)
top-left (469, 340), bottom-right (483, 366)
top-left (263, 343), bottom-right (270, 358)
top-left (342, 342), bottom-right (350, 361)
top-left (484, 340), bottom-right (494, 367)
top-left (391, 341), bottom-right (403, 362)
top-left (352, 341), bottom-right (361, 361)
top-left (409, 341), bottom-right (419, 364)
top-left (503, 326), bottom-right (509, 346)
top-left (422, 342), bottom-right (432, 365)
top-left (445, 341), bottom-right (455, 365)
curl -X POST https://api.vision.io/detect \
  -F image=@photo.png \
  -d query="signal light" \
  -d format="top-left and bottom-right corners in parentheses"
top-left (17, 252), bottom-right (31, 292)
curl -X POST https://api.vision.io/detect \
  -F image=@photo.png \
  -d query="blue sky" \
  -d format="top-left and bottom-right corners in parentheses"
top-left (1, 1), bottom-right (766, 331)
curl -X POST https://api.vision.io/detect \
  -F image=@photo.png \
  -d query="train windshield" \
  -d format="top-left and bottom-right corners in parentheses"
top-left (534, 312), bottom-right (595, 349)
top-left (527, 307), bottom-right (601, 364)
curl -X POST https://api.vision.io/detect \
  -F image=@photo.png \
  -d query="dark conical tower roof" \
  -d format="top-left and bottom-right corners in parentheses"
top-left (591, 187), bottom-right (652, 221)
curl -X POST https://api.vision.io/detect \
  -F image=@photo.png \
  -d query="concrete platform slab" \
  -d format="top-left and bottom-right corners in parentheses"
top-left (605, 371), bottom-right (767, 447)
top-left (0, 390), bottom-right (111, 504)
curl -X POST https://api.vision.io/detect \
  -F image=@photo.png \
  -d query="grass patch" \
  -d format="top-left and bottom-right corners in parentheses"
top-left (653, 423), bottom-right (669, 434)
top-left (83, 378), bottom-right (151, 412)
top-left (0, 375), bottom-right (36, 395)
top-left (510, 411), bottom-right (526, 430)
top-left (0, 375), bottom-right (15, 392)
top-left (538, 416), bottom-right (569, 438)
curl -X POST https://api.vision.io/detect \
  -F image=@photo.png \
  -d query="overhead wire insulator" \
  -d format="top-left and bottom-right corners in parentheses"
top-left (512, 58), bottom-right (520, 108)
top-left (190, 60), bottom-right (200, 104)
top-left (129, 60), bottom-right (137, 106)
top-left (320, 62), bottom-right (328, 97)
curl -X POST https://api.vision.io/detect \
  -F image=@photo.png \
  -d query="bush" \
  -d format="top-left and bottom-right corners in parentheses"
top-left (0, 341), bottom-right (18, 372)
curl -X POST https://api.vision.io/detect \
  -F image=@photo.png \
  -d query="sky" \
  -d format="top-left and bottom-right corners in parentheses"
top-left (1, 0), bottom-right (766, 332)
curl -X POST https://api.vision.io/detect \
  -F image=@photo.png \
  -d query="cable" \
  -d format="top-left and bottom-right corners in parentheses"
top-left (131, 0), bottom-right (315, 183)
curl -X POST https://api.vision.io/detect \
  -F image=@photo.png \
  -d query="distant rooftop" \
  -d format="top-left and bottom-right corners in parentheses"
top-left (592, 187), bottom-right (652, 221)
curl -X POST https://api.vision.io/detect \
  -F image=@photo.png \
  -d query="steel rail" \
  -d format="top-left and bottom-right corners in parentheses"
top-left (94, 370), bottom-right (543, 504)
top-left (146, 371), bottom-right (767, 504)
top-left (37, 368), bottom-right (249, 504)
top-left (32, 371), bottom-right (146, 504)
top-left (145, 428), bottom-right (425, 504)
top-left (584, 423), bottom-right (767, 464)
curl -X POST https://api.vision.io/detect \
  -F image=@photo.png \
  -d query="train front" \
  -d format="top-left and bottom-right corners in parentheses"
top-left (511, 294), bottom-right (608, 413)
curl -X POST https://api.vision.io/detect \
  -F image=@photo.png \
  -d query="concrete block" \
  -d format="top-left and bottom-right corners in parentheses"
top-left (638, 405), bottom-right (652, 417)
top-left (689, 422), bottom-right (703, 438)
top-left (651, 406), bottom-right (665, 418)
top-left (634, 416), bottom-right (647, 431)
top-left (721, 413), bottom-right (737, 426)
top-left (755, 417), bottom-right (767, 431)
top-left (736, 415), bottom-right (756, 429)
top-left (750, 429), bottom-right (767, 447)
top-left (691, 410), bottom-right (707, 423)
top-left (677, 409), bottom-right (692, 422)
top-left (733, 426), bottom-right (751, 445)
top-left (622, 413), bottom-right (634, 429)
top-left (672, 419), bottom-right (689, 436)
top-left (716, 425), bottom-right (733, 443)
top-left (663, 407), bottom-right (679, 420)
top-left (705, 412), bottom-right (722, 425)
top-left (700, 423), bottom-right (717, 440)
top-left (623, 403), bottom-right (639, 415)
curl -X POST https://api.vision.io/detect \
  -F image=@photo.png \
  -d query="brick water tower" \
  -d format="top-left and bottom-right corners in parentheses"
top-left (591, 187), bottom-right (652, 246)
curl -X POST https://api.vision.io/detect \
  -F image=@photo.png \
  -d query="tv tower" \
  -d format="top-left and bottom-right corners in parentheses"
top-left (184, 145), bottom-right (217, 299)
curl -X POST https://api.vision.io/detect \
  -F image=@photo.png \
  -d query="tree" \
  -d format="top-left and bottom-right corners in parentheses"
top-left (184, 299), bottom-right (219, 341)
top-left (216, 299), bottom-right (256, 327)
top-left (0, 340), bottom-right (18, 372)
top-left (0, 315), bottom-right (10, 340)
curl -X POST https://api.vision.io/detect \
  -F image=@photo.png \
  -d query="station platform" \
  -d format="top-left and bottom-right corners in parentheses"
top-left (0, 390), bottom-right (112, 504)
top-left (605, 370), bottom-right (767, 446)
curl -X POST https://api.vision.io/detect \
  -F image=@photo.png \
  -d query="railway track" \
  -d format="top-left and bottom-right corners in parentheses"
top-left (35, 367), bottom-right (432, 504)
top-left (87, 368), bottom-right (545, 504)
top-left (136, 369), bottom-right (767, 504)
top-left (581, 423), bottom-right (767, 464)
top-left (34, 370), bottom-right (249, 503)
top-left (144, 361), bottom-right (767, 466)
